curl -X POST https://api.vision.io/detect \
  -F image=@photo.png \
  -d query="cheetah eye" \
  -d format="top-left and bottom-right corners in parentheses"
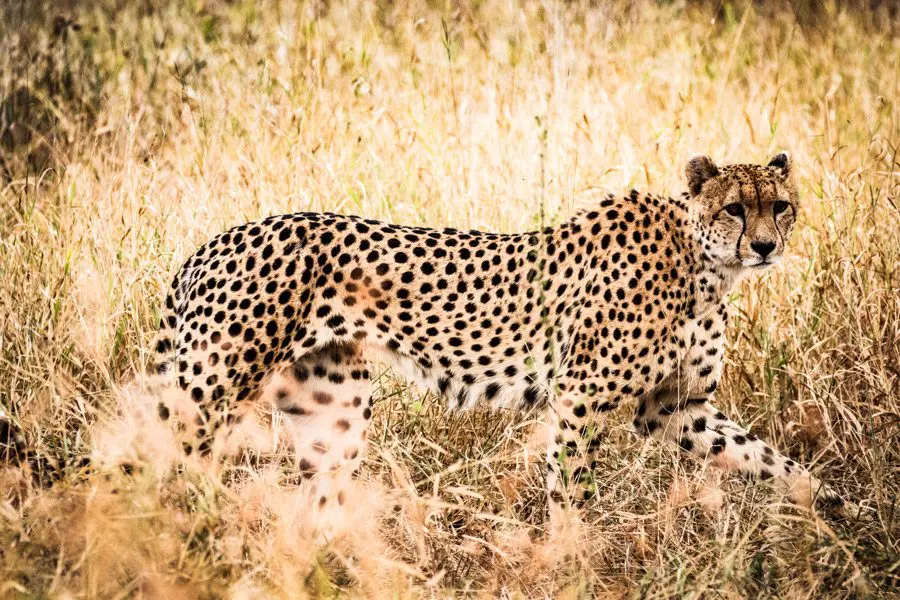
top-left (723, 203), bottom-right (744, 218)
top-left (773, 200), bottom-right (789, 215)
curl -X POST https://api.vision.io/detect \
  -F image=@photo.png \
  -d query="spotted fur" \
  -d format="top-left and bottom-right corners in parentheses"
top-left (150, 152), bottom-right (844, 516)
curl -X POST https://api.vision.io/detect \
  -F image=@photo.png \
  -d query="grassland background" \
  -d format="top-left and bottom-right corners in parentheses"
top-left (1, 0), bottom-right (898, 598)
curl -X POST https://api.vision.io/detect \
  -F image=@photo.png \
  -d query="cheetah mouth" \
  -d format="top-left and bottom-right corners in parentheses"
top-left (747, 260), bottom-right (773, 268)
top-left (740, 253), bottom-right (782, 269)
top-left (739, 255), bottom-right (775, 268)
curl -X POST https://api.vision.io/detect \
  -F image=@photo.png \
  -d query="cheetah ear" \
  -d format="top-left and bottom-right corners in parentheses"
top-left (767, 152), bottom-right (792, 178)
top-left (685, 155), bottom-right (720, 197)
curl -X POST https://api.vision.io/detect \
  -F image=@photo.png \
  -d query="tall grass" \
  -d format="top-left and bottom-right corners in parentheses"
top-left (1, 0), bottom-right (897, 597)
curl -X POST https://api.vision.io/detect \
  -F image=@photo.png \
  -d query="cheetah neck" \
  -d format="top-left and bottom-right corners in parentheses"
top-left (687, 195), bottom-right (743, 317)
top-left (693, 260), bottom-right (741, 317)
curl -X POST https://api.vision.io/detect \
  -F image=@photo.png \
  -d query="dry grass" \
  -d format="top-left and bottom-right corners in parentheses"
top-left (1, 0), bottom-right (898, 597)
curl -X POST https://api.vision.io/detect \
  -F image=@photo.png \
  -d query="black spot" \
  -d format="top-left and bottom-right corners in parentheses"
top-left (710, 437), bottom-right (726, 454)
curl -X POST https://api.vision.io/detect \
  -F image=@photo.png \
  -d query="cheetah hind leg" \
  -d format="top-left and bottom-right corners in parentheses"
top-left (261, 342), bottom-right (374, 521)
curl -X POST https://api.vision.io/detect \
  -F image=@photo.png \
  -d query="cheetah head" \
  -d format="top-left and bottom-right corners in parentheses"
top-left (686, 153), bottom-right (799, 269)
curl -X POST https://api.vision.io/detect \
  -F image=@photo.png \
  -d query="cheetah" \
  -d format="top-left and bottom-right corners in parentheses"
top-left (150, 152), bottom-right (846, 517)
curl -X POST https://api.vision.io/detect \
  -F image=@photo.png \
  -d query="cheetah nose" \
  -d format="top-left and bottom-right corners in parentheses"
top-left (750, 240), bottom-right (776, 258)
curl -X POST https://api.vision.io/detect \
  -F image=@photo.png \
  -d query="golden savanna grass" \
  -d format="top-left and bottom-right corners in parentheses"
top-left (1, 0), bottom-right (898, 597)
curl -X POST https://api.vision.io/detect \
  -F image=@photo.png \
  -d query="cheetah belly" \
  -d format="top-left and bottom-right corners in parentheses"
top-left (341, 335), bottom-right (550, 412)
top-left (296, 293), bottom-right (553, 412)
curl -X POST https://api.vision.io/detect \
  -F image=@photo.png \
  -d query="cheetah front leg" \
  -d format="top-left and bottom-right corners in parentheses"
top-left (635, 389), bottom-right (845, 512)
top-left (632, 305), bottom-right (848, 514)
